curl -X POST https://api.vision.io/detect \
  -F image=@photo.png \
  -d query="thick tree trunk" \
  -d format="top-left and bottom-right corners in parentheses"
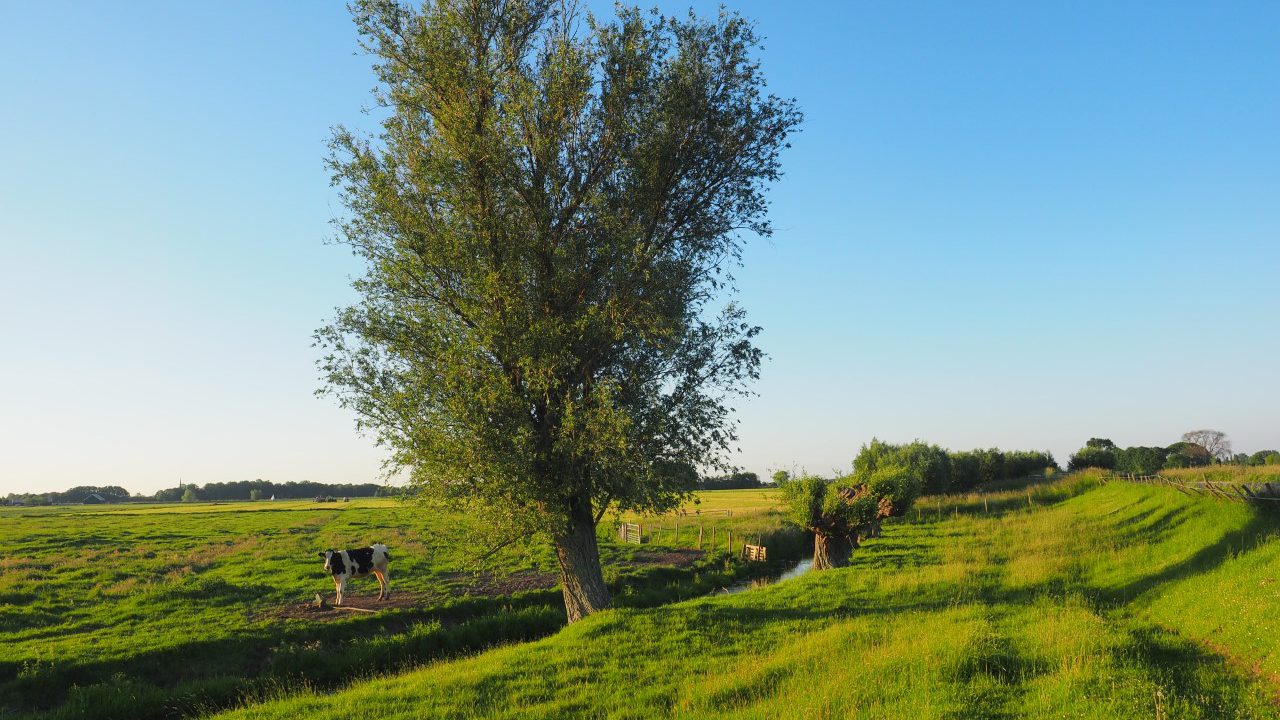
top-left (552, 504), bottom-right (611, 622)
top-left (812, 532), bottom-right (856, 570)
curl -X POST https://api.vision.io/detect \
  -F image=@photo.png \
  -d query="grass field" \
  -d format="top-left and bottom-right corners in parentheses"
top-left (0, 491), bottom-right (796, 720)
top-left (211, 472), bottom-right (1280, 719)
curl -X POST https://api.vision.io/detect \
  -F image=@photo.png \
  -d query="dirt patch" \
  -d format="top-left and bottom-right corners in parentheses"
top-left (436, 569), bottom-right (559, 597)
top-left (264, 591), bottom-right (434, 622)
top-left (623, 548), bottom-right (703, 568)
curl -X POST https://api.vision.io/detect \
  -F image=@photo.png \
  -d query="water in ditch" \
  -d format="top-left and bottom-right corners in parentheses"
top-left (722, 557), bottom-right (813, 594)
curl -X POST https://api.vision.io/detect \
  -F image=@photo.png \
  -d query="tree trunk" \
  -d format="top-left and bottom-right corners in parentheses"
top-left (552, 503), bottom-right (611, 622)
top-left (812, 532), bottom-right (856, 570)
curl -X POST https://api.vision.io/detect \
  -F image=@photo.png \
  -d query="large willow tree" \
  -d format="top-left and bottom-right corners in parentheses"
top-left (318, 0), bottom-right (800, 622)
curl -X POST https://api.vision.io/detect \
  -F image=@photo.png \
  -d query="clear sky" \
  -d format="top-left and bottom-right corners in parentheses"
top-left (2, 2), bottom-right (1277, 495)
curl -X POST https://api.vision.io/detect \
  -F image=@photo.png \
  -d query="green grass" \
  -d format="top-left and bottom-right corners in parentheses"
top-left (214, 473), bottom-right (1280, 719)
top-left (0, 491), bottom-right (796, 720)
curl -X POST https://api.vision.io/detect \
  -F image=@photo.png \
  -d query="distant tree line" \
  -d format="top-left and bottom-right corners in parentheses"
top-left (3, 480), bottom-right (388, 505)
top-left (1067, 430), bottom-right (1280, 474)
top-left (699, 471), bottom-right (764, 490)
top-left (153, 480), bottom-right (389, 502)
top-left (2, 485), bottom-right (135, 506)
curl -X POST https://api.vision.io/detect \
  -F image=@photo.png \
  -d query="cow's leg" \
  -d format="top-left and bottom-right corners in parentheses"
top-left (380, 566), bottom-right (390, 599)
top-left (372, 570), bottom-right (385, 600)
top-left (336, 577), bottom-right (347, 606)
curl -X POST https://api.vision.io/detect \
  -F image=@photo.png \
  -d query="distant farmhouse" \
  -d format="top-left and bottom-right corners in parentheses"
top-left (82, 493), bottom-right (108, 504)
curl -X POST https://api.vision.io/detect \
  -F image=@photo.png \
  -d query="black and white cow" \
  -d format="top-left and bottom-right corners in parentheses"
top-left (317, 543), bottom-right (391, 605)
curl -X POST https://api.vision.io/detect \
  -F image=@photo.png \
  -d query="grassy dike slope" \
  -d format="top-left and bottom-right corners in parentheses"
top-left (221, 474), bottom-right (1280, 719)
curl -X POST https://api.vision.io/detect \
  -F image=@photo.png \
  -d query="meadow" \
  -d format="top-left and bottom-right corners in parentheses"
top-left (212, 472), bottom-right (1280, 719)
top-left (0, 490), bottom-right (796, 720)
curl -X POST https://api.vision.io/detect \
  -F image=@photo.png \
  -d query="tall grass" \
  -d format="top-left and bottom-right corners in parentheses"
top-left (1160, 465), bottom-right (1280, 485)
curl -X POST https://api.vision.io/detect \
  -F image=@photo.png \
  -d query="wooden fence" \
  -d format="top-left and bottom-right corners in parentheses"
top-left (614, 519), bottom-right (762, 557)
top-left (1100, 474), bottom-right (1280, 506)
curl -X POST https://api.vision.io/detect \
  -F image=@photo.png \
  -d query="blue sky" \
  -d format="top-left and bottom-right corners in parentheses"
top-left (2, 2), bottom-right (1277, 494)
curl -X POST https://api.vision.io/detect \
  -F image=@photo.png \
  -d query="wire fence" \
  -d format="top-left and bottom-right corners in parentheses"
top-left (615, 520), bottom-right (769, 558)
top-left (1100, 473), bottom-right (1280, 506)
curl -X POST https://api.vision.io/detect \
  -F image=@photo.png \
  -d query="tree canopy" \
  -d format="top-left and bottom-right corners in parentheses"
top-left (1182, 429), bottom-right (1231, 462)
top-left (317, 0), bottom-right (800, 621)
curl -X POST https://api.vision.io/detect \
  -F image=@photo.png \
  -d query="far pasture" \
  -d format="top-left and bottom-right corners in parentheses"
top-left (0, 490), bottom-right (791, 720)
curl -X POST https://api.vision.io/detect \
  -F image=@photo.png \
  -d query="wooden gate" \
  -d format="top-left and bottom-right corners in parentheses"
top-left (619, 522), bottom-right (642, 544)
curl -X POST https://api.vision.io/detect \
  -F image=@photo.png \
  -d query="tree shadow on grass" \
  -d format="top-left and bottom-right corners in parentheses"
top-left (1111, 624), bottom-right (1278, 718)
top-left (1100, 511), bottom-right (1279, 606)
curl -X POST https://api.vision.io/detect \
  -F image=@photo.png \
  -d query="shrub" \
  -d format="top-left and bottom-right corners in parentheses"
top-left (854, 439), bottom-right (950, 495)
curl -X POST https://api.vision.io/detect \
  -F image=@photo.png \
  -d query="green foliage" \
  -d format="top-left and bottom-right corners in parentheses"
top-left (863, 465), bottom-right (921, 518)
top-left (1003, 450), bottom-right (1057, 478)
top-left (854, 439), bottom-right (951, 495)
top-left (1086, 437), bottom-right (1117, 450)
top-left (1069, 445), bottom-right (1116, 471)
top-left (1249, 450), bottom-right (1280, 466)
top-left (976, 447), bottom-right (1007, 484)
top-left (1166, 441), bottom-right (1211, 468)
top-left (770, 470), bottom-right (791, 486)
top-left (1114, 446), bottom-right (1169, 475)
top-left (949, 451), bottom-right (981, 491)
top-left (850, 443), bottom-right (1056, 495)
top-left (180, 486), bottom-right (200, 502)
top-left (783, 466), bottom-right (919, 539)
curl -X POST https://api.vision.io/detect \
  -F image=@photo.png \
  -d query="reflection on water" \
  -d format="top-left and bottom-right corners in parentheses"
top-left (723, 557), bottom-right (813, 594)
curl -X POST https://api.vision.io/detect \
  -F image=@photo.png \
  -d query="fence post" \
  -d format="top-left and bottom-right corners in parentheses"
top-left (698, 525), bottom-right (704, 549)
top-left (674, 521), bottom-right (679, 546)
top-left (727, 530), bottom-right (732, 555)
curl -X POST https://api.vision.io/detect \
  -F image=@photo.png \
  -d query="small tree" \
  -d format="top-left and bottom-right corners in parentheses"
top-left (249, 489), bottom-right (263, 501)
top-left (783, 467), bottom-right (919, 570)
top-left (181, 486), bottom-right (200, 503)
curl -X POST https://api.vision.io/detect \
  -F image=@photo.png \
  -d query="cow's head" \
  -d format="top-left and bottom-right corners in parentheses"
top-left (317, 549), bottom-right (336, 573)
